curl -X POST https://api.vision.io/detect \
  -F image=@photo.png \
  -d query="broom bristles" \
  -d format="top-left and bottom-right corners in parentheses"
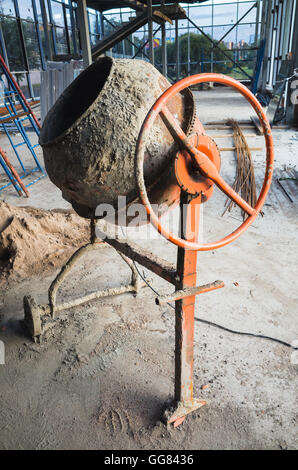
top-left (222, 119), bottom-right (257, 220)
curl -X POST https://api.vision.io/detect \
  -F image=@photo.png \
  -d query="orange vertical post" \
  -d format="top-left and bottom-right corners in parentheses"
top-left (175, 192), bottom-right (201, 403)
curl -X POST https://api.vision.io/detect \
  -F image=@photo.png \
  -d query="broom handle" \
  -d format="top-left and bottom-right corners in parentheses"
top-left (0, 146), bottom-right (29, 197)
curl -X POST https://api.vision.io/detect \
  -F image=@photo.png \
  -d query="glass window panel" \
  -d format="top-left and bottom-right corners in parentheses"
top-left (103, 16), bottom-right (119, 35)
top-left (54, 25), bottom-right (68, 53)
top-left (131, 27), bottom-right (146, 57)
top-left (236, 22), bottom-right (256, 45)
top-left (35, 0), bottom-right (42, 17)
top-left (179, 20), bottom-right (188, 28)
top-left (200, 26), bottom-right (213, 37)
top-left (18, 0), bottom-right (34, 20)
top-left (230, 65), bottom-right (251, 80)
top-left (67, 29), bottom-right (75, 52)
top-left (0, 0), bottom-right (15, 17)
top-left (178, 27), bottom-right (188, 34)
top-left (17, 73), bottom-right (30, 98)
top-left (32, 0), bottom-right (49, 22)
top-left (189, 27), bottom-right (197, 35)
top-left (50, 0), bottom-right (64, 27)
top-left (104, 13), bottom-right (121, 28)
top-left (22, 20), bottom-right (41, 69)
top-left (88, 12), bottom-right (97, 35)
top-left (189, 5), bottom-right (212, 27)
top-left (30, 70), bottom-right (40, 97)
top-left (90, 33), bottom-right (98, 47)
top-left (39, 26), bottom-right (46, 54)
top-left (65, 6), bottom-right (72, 29)
top-left (213, 3), bottom-right (237, 26)
top-left (120, 9), bottom-right (134, 22)
top-left (0, 74), bottom-right (9, 107)
top-left (0, 16), bottom-right (25, 71)
top-left (124, 38), bottom-right (133, 56)
top-left (66, 23), bottom-right (78, 53)
top-left (238, 2), bottom-right (257, 23)
top-left (45, 0), bottom-right (50, 22)
top-left (190, 61), bottom-right (200, 74)
top-left (112, 40), bottom-right (122, 55)
top-left (212, 24), bottom-right (237, 43)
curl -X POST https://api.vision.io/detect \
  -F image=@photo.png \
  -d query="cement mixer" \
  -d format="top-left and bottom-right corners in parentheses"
top-left (24, 57), bottom-right (274, 427)
top-left (40, 56), bottom-right (200, 223)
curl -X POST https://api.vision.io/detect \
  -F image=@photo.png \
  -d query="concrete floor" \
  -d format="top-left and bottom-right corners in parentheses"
top-left (0, 88), bottom-right (297, 449)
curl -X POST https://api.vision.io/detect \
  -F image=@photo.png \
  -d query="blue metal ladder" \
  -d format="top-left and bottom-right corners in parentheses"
top-left (0, 73), bottom-right (45, 196)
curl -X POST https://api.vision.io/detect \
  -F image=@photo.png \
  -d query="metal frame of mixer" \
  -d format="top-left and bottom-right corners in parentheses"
top-left (23, 73), bottom-right (274, 428)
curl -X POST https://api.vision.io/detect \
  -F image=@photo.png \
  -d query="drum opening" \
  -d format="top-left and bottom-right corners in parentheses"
top-left (40, 56), bottom-right (113, 144)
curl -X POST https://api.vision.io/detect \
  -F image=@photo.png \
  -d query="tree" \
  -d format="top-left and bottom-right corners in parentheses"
top-left (155, 32), bottom-right (234, 77)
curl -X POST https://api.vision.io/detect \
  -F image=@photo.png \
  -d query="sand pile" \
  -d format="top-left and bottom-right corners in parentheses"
top-left (0, 202), bottom-right (89, 285)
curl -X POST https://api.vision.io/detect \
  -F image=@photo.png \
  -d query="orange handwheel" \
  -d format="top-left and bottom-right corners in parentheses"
top-left (135, 73), bottom-right (274, 251)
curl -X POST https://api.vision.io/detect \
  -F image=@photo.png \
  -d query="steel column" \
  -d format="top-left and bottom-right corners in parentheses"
top-left (187, 5), bottom-right (190, 76)
top-left (260, 0), bottom-right (273, 91)
top-left (63, 2), bottom-right (71, 55)
top-left (289, 0), bottom-right (297, 53)
top-left (77, 0), bottom-right (92, 68)
top-left (39, 0), bottom-right (53, 61)
top-left (254, 0), bottom-right (261, 45)
top-left (46, 0), bottom-right (57, 56)
top-left (0, 24), bottom-right (9, 67)
top-left (32, 0), bottom-right (46, 70)
top-left (161, 0), bottom-right (167, 76)
top-left (161, 23), bottom-right (167, 75)
top-left (175, 19), bottom-right (179, 81)
top-left (13, 0), bottom-right (33, 97)
top-left (148, 0), bottom-right (154, 64)
top-left (68, 0), bottom-right (78, 54)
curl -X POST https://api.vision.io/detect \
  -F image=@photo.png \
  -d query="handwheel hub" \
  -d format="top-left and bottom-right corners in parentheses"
top-left (175, 134), bottom-right (221, 201)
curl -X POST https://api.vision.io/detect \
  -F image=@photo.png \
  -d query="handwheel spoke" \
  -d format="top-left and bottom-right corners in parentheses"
top-left (189, 146), bottom-right (255, 216)
top-left (161, 106), bottom-right (254, 216)
top-left (160, 105), bottom-right (188, 145)
top-left (161, 105), bottom-right (216, 174)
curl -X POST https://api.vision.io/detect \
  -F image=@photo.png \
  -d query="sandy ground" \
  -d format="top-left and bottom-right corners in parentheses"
top-left (0, 88), bottom-right (297, 450)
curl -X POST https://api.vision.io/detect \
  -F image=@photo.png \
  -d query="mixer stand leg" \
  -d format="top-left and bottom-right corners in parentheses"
top-left (23, 234), bottom-right (147, 340)
top-left (164, 193), bottom-right (207, 427)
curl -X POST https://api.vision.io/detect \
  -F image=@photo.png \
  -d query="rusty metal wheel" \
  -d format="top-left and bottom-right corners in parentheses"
top-left (135, 73), bottom-right (274, 251)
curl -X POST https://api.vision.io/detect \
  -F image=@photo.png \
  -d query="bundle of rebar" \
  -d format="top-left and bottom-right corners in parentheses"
top-left (223, 119), bottom-right (257, 220)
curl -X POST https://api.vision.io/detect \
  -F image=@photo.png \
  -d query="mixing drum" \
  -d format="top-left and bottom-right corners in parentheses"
top-left (40, 57), bottom-right (203, 224)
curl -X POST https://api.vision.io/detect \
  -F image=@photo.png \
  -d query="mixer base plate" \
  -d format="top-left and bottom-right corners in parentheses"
top-left (163, 398), bottom-right (207, 427)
